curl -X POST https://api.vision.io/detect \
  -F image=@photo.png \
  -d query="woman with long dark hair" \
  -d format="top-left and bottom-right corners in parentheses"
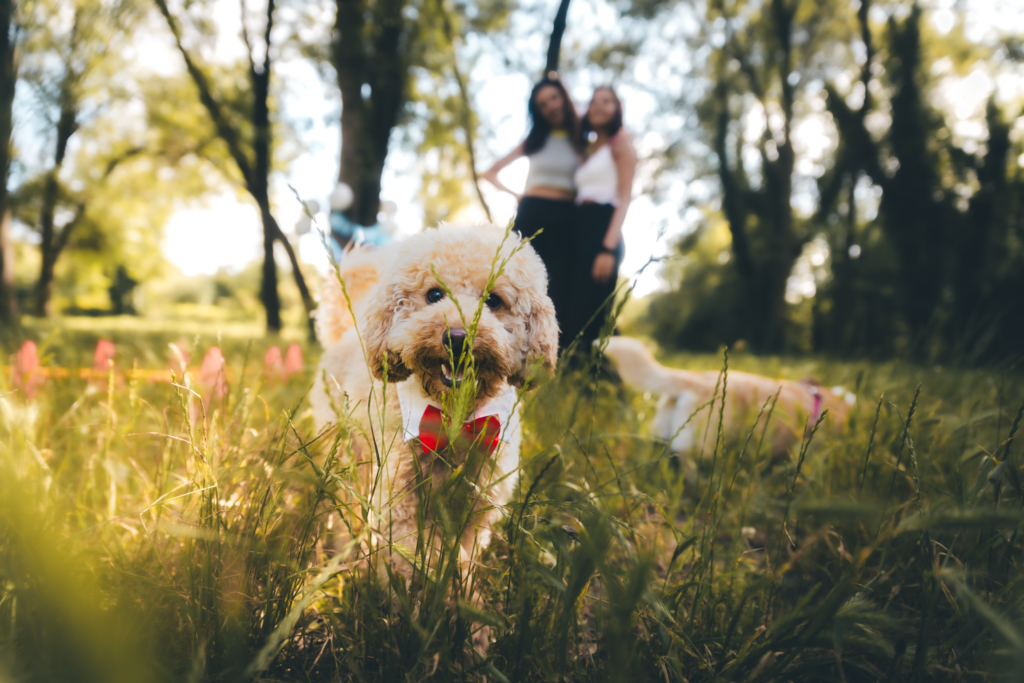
top-left (564, 86), bottom-right (636, 350)
top-left (480, 75), bottom-right (581, 345)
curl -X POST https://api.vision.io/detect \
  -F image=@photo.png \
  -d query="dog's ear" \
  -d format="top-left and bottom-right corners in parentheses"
top-left (510, 294), bottom-right (559, 388)
top-left (361, 282), bottom-right (413, 383)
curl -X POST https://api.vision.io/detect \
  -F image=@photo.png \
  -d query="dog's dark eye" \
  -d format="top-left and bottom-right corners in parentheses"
top-left (485, 293), bottom-right (503, 310)
top-left (426, 288), bottom-right (445, 304)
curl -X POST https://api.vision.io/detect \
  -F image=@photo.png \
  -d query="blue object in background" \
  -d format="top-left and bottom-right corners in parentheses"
top-left (328, 209), bottom-right (394, 262)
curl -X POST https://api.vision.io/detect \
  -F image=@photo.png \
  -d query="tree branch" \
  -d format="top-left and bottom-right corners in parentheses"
top-left (434, 0), bottom-right (492, 222)
top-left (240, 0), bottom-right (257, 75)
top-left (723, 19), bottom-right (780, 149)
top-left (772, 0), bottom-right (795, 146)
top-left (824, 84), bottom-right (886, 186)
top-left (156, 0), bottom-right (313, 334)
top-left (54, 201), bottom-right (85, 257)
top-left (545, 0), bottom-right (571, 75)
top-left (857, 0), bottom-right (874, 118)
top-left (262, 0), bottom-right (275, 75)
top-left (54, 146), bottom-right (145, 258)
top-left (266, 212), bottom-right (314, 313)
top-left (153, 0), bottom-right (255, 189)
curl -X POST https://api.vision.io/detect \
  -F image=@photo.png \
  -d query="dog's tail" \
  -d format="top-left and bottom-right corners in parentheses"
top-left (314, 247), bottom-right (383, 347)
top-left (601, 336), bottom-right (685, 396)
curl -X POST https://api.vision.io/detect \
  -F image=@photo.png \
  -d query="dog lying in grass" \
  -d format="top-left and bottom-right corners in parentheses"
top-left (601, 336), bottom-right (853, 459)
top-left (311, 223), bottom-right (557, 651)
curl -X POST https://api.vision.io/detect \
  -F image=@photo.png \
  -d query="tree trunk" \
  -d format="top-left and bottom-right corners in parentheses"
top-left (333, 0), bottom-right (409, 227)
top-left (252, 186), bottom-right (317, 335)
top-left (35, 215), bottom-right (59, 317)
top-left (761, 164), bottom-right (795, 353)
top-left (0, 210), bottom-right (15, 320)
top-left (433, 0), bottom-right (491, 222)
top-left (544, 0), bottom-right (572, 75)
top-left (714, 49), bottom-right (799, 353)
top-left (827, 175), bottom-right (857, 352)
top-left (249, 4), bottom-right (283, 334)
top-left (268, 214), bottom-right (314, 319)
top-left (877, 6), bottom-right (947, 354)
top-left (250, 0), bottom-right (314, 336)
top-left (35, 100), bottom-right (77, 317)
top-left (259, 205), bottom-right (282, 331)
top-left (956, 101), bottom-right (1009, 348)
top-left (713, 85), bottom-right (762, 347)
top-left (759, 0), bottom-right (796, 354)
top-left (0, 0), bottom-right (15, 324)
top-left (337, 107), bottom-right (387, 227)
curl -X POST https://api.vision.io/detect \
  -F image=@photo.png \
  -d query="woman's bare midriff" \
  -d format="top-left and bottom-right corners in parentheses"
top-left (522, 186), bottom-right (576, 201)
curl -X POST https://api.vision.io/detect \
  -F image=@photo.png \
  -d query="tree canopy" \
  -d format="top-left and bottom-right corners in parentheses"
top-left (637, 0), bottom-right (1024, 364)
top-left (0, 0), bottom-right (1020, 363)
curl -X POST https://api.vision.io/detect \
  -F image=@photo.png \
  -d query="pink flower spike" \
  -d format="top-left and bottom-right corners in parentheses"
top-left (14, 340), bottom-right (43, 399)
top-left (283, 343), bottom-right (304, 379)
top-left (263, 345), bottom-right (283, 378)
top-left (168, 339), bottom-right (191, 375)
top-left (198, 347), bottom-right (228, 399)
top-left (93, 339), bottom-right (116, 374)
top-left (15, 340), bottom-right (39, 374)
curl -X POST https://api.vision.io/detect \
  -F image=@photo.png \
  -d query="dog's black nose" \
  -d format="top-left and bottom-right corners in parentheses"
top-left (443, 327), bottom-right (466, 360)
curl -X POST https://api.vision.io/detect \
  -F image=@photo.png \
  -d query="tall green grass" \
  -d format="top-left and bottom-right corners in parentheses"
top-left (2, 314), bottom-right (1023, 681)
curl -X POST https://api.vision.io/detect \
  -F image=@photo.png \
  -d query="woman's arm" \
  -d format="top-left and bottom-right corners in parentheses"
top-left (604, 131), bottom-right (637, 249)
top-left (592, 131), bottom-right (638, 283)
top-left (479, 141), bottom-right (527, 199)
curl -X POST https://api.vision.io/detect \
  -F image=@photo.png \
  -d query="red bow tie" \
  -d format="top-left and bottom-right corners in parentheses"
top-left (418, 404), bottom-right (501, 455)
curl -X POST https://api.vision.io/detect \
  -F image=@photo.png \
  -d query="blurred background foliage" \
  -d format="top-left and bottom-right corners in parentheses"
top-left (630, 0), bottom-right (1024, 365)
top-left (0, 0), bottom-right (1021, 365)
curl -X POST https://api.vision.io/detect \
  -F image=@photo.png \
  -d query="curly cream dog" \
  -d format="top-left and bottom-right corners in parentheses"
top-left (311, 224), bottom-right (557, 618)
top-left (602, 337), bottom-right (853, 458)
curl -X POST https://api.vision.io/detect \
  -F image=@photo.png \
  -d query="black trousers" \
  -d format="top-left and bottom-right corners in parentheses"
top-left (515, 196), bottom-right (576, 346)
top-left (565, 202), bottom-right (623, 351)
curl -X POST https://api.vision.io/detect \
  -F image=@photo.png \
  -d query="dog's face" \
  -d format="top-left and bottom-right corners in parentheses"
top-left (361, 224), bottom-right (558, 402)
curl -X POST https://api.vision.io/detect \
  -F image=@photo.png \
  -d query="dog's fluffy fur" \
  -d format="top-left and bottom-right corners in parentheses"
top-left (602, 337), bottom-right (851, 458)
top-left (312, 223), bottom-right (557, 596)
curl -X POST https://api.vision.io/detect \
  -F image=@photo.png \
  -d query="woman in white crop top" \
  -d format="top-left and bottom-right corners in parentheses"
top-left (480, 76), bottom-right (582, 346)
top-left (564, 86), bottom-right (637, 349)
